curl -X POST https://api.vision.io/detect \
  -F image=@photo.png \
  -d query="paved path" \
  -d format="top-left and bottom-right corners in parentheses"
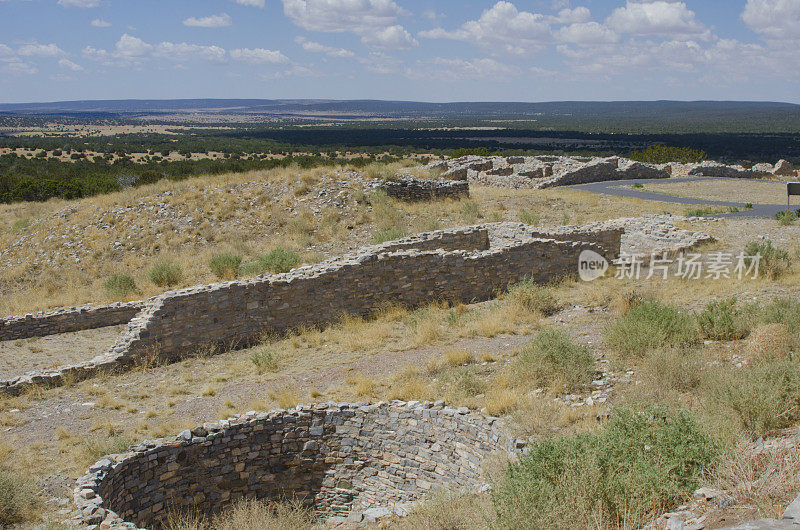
top-left (569, 176), bottom-right (790, 218)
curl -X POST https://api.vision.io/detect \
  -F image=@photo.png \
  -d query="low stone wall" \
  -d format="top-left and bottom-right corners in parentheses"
top-left (0, 301), bottom-right (144, 342)
top-left (380, 178), bottom-right (469, 201)
top-left (74, 401), bottom-right (513, 528)
top-left (0, 224), bottom-right (619, 395)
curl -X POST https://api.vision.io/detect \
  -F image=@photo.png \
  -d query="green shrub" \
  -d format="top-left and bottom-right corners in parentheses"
top-left (644, 347), bottom-right (703, 393)
top-left (103, 274), bottom-right (138, 298)
top-left (632, 182), bottom-right (644, 189)
top-left (514, 328), bottom-right (595, 392)
top-left (518, 209), bottom-right (541, 226)
top-left (250, 348), bottom-right (279, 374)
top-left (460, 200), bottom-right (482, 223)
top-left (744, 240), bottom-right (790, 279)
top-left (629, 145), bottom-right (707, 164)
top-left (703, 357), bottom-right (800, 437)
top-left (209, 253), bottom-right (242, 280)
top-left (775, 210), bottom-right (798, 225)
top-left (504, 279), bottom-right (559, 316)
top-left (0, 466), bottom-right (39, 525)
top-left (752, 297), bottom-right (800, 334)
top-left (149, 262), bottom-right (183, 287)
top-left (493, 406), bottom-right (719, 529)
top-left (241, 248), bottom-right (302, 276)
top-left (373, 227), bottom-right (405, 244)
top-left (697, 298), bottom-right (749, 340)
top-left (605, 299), bottom-right (699, 357)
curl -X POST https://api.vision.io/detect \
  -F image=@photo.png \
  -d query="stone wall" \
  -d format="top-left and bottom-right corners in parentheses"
top-left (0, 224), bottom-right (620, 395)
top-left (428, 155), bottom-right (669, 189)
top-left (0, 301), bottom-right (144, 342)
top-left (380, 178), bottom-right (470, 201)
top-left (74, 401), bottom-right (513, 529)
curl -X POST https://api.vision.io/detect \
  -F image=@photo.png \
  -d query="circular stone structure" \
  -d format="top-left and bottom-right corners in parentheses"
top-left (74, 401), bottom-right (513, 529)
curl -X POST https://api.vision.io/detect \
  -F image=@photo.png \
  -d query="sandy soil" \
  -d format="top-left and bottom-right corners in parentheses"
top-left (0, 325), bottom-right (125, 379)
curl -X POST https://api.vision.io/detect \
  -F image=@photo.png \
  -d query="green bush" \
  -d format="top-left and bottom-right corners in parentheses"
top-left (372, 227), bottom-right (405, 244)
top-left (209, 253), bottom-right (242, 280)
top-left (493, 406), bottom-right (719, 529)
top-left (518, 209), bottom-right (541, 226)
top-left (703, 357), bottom-right (800, 437)
top-left (504, 279), bottom-right (559, 316)
top-left (744, 239), bottom-right (790, 279)
top-left (103, 274), bottom-right (138, 298)
top-left (605, 299), bottom-right (699, 357)
top-left (775, 210), bottom-right (798, 225)
top-left (514, 328), bottom-right (595, 392)
top-left (241, 248), bottom-right (302, 276)
top-left (149, 262), bottom-right (183, 287)
top-left (0, 466), bottom-right (39, 525)
top-left (250, 348), bottom-right (279, 374)
top-left (629, 145), bottom-right (707, 164)
top-left (697, 298), bottom-right (749, 340)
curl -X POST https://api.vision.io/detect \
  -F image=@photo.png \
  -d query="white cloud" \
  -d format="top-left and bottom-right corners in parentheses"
top-left (0, 44), bottom-right (37, 75)
top-left (183, 13), bottom-right (232, 28)
top-left (742, 0), bottom-right (800, 41)
top-left (84, 34), bottom-right (227, 66)
top-left (91, 18), bottom-right (111, 27)
top-left (17, 43), bottom-right (66, 57)
top-left (57, 0), bottom-right (101, 7)
top-left (557, 22), bottom-right (619, 45)
top-left (58, 58), bottom-right (84, 71)
top-left (230, 47), bottom-right (289, 63)
top-left (282, 0), bottom-right (405, 33)
top-left (606, 1), bottom-right (710, 40)
top-left (269, 64), bottom-right (322, 78)
top-left (361, 25), bottom-right (417, 49)
top-left (295, 36), bottom-right (354, 57)
top-left (155, 42), bottom-right (226, 61)
top-left (230, 0), bottom-right (265, 7)
top-left (547, 7), bottom-right (591, 24)
top-left (421, 10), bottom-right (444, 21)
top-left (411, 57), bottom-right (521, 80)
top-left (282, 0), bottom-right (413, 49)
top-left (420, 1), bottom-right (553, 55)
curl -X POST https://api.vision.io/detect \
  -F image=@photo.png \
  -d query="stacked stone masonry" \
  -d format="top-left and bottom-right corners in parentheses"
top-left (0, 301), bottom-right (144, 342)
top-left (379, 177), bottom-right (469, 202)
top-left (427, 155), bottom-right (799, 189)
top-left (0, 218), bottom-right (712, 395)
top-left (74, 401), bottom-right (513, 529)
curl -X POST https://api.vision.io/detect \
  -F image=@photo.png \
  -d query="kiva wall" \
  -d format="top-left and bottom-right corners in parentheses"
top-left (75, 401), bottom-right (513, 528)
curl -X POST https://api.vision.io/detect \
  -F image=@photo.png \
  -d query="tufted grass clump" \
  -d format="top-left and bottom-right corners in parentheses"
top-left (703, 356), bottom-right (800, 438)
top-left (80, 434), bottom-right (136, 466)
top-left (504, 279), bottom-right (559, 316)
top-left (493, 406), bottom-right (719, 529)
top-left (513, 328), bottom-right (595, 393)
top-left (604, 299), bottom-right (699, 358)
top-left (250, 348), bottom-right (279, 374)
top-left (165, 499), bottom-right (314, 530)
top-left (0, 465), bottom-right (40, 525)
top-left (697, 297), bottom-right (750, 341)
top-left (103, 274), bottom-right (138, 298)
top-left (240, 248), bottom-right (302, 276)
top-left (744, 239), bottom-right (790, 279)
top-left (372, 227), bottom-right (405, 244)
top-left (209, 253), bottom-right (242, 280)
top-left (149, 262), bottom-right (184, 288)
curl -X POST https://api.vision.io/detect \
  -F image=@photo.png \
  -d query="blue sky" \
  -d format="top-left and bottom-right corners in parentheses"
top-left (1, 0), bottom-right (799, 103)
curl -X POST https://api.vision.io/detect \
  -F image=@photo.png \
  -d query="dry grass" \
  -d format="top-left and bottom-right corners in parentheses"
top-left (745, 324), bottom-right (793, 362)
top-left (164, 499), bottom-right (315, 530)
top-left (713, 438), bottom-right (800, 520)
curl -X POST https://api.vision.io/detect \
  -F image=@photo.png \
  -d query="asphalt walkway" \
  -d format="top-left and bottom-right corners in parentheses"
top-left (569, 176), bottom-right (792, 218)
